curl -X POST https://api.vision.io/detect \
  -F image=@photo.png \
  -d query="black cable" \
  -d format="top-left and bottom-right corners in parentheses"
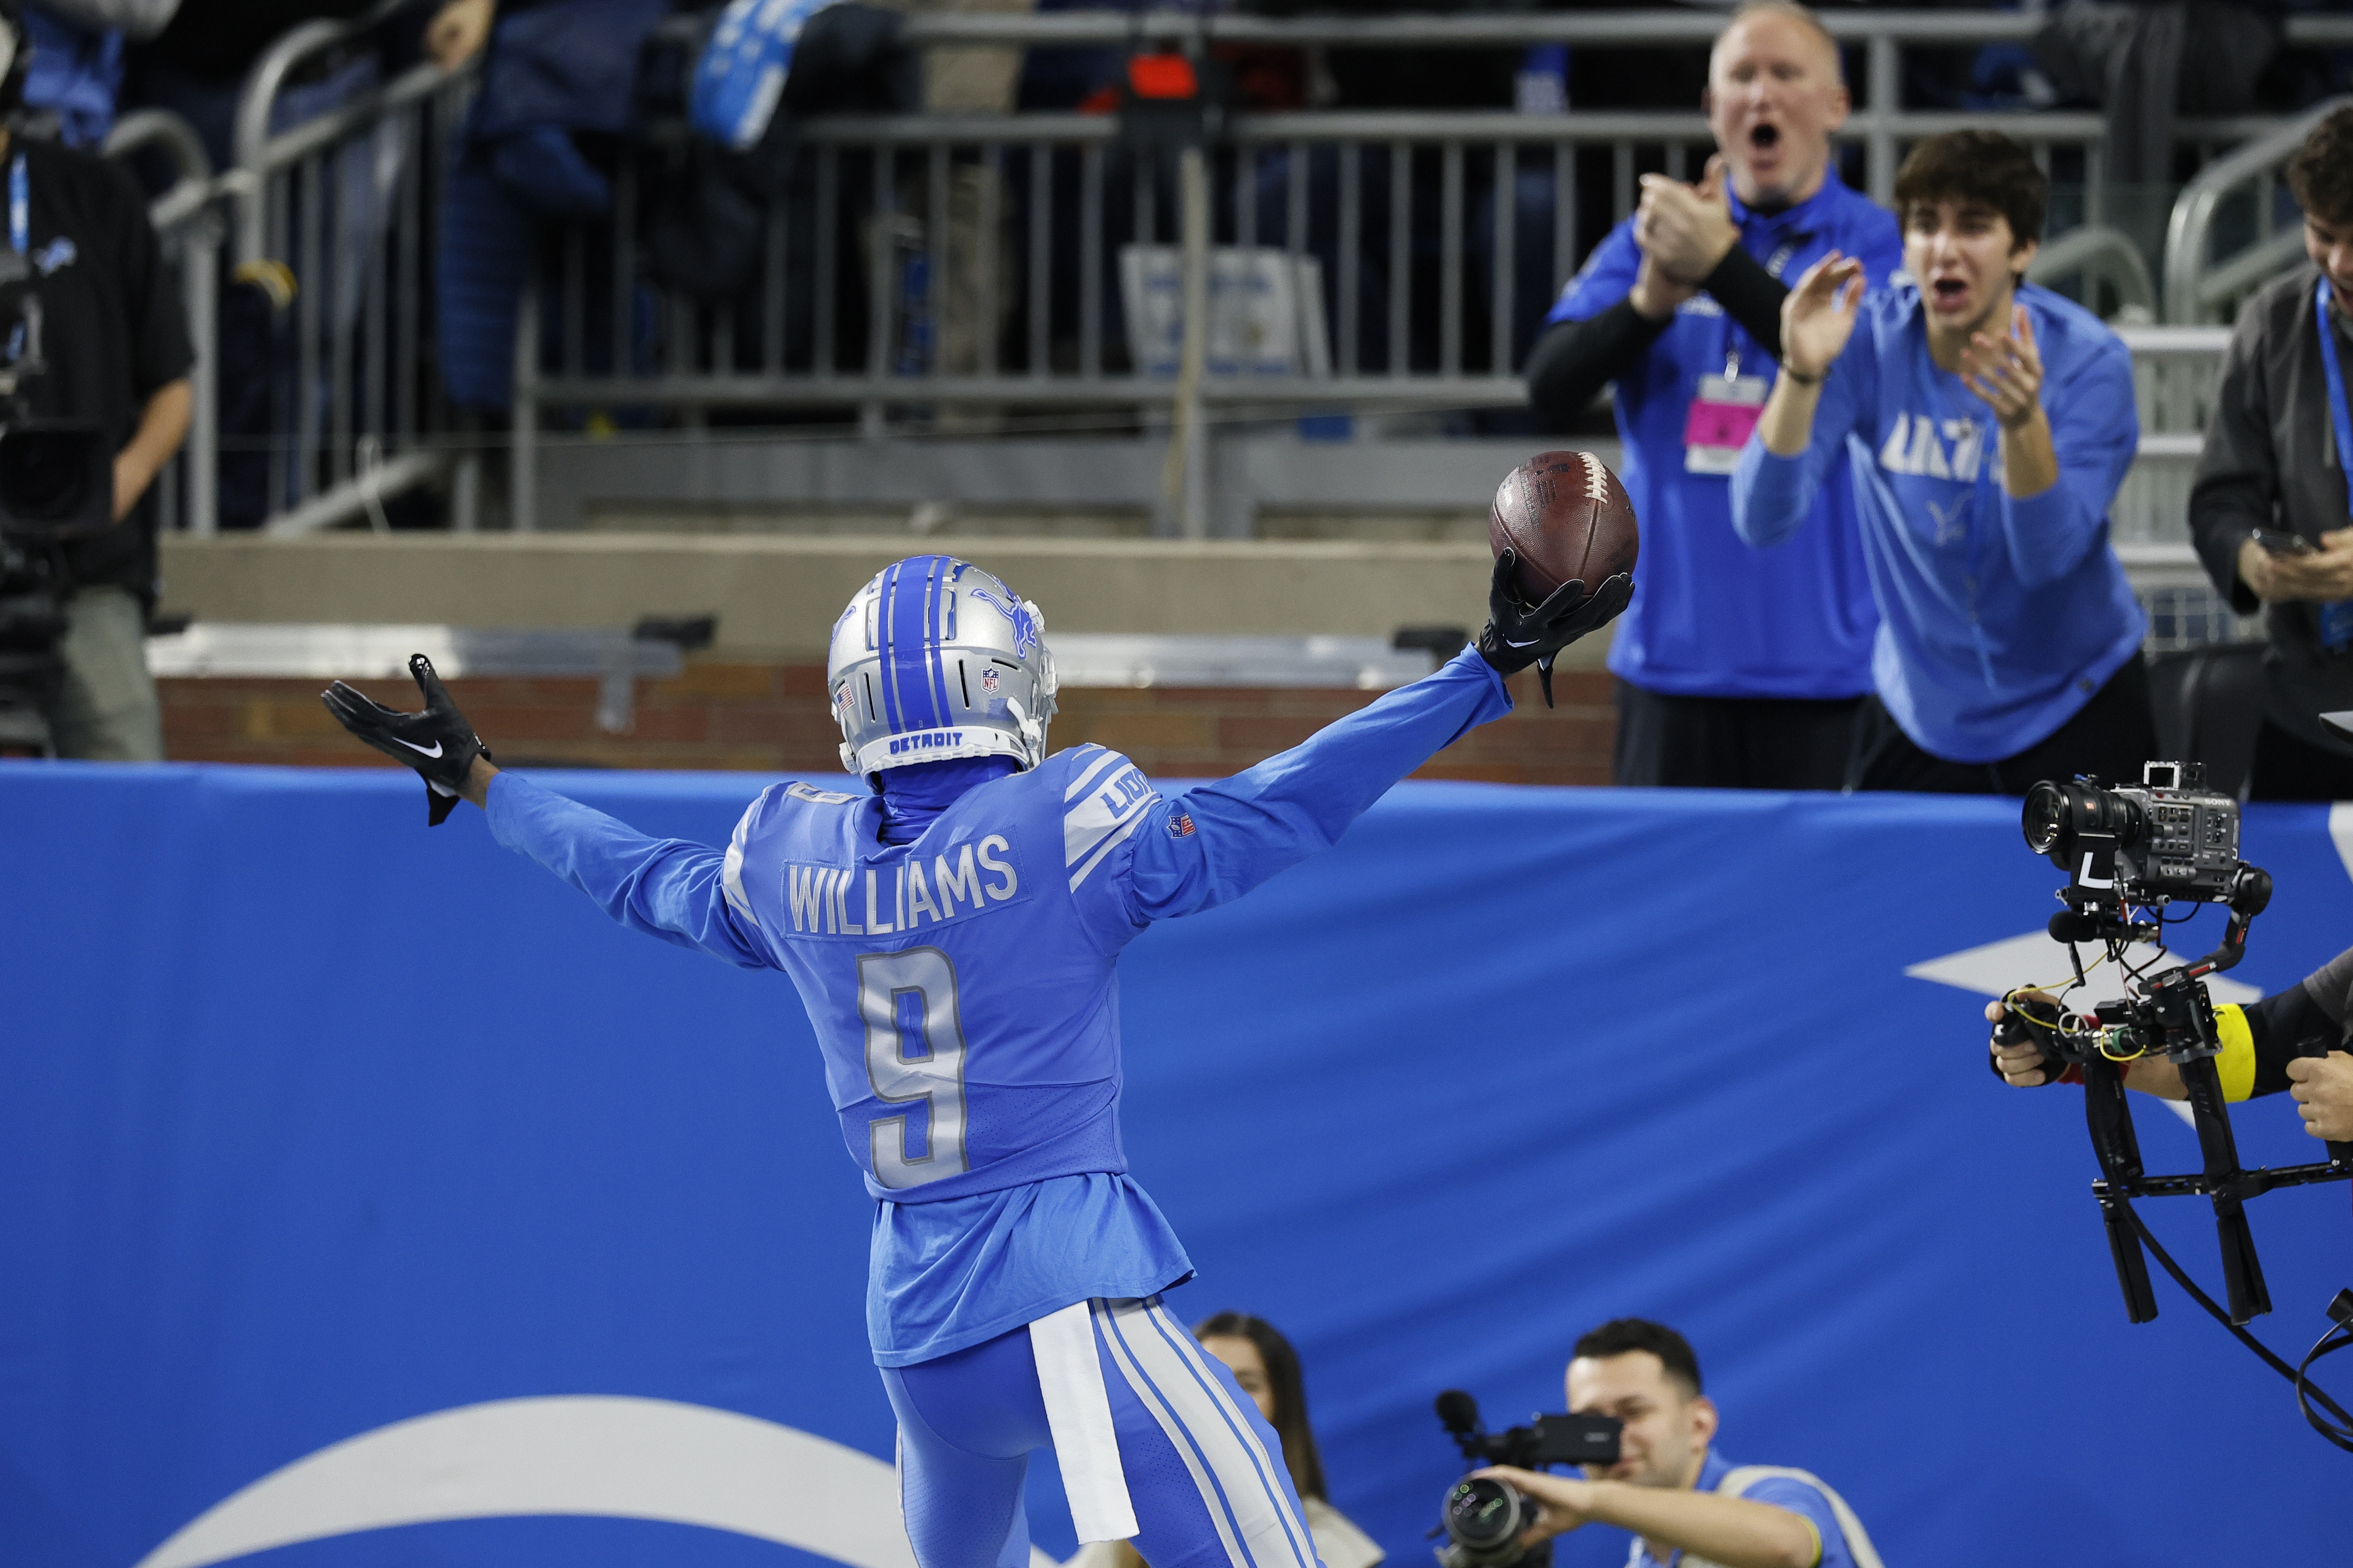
top-left (2295, 1323), bottom-right (2353, 1452)
top-left (2116, 1202), bottom-right (2353, 1439)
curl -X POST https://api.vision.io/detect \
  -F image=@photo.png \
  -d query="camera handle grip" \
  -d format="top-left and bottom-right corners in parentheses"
top-left (2290, 1040), bottom-right (2353, 1168)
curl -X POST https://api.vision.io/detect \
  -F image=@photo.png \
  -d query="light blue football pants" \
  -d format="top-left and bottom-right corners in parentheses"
top-left (879, 1296), bottom-right (1327, 1568)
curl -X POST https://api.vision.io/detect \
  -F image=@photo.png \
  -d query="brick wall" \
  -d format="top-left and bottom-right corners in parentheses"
top-left (161, 663), bottom-right (1616, 785)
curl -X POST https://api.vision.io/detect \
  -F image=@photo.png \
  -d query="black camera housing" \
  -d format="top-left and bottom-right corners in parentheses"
top-left (1431, 1391), bottom-right (1621, 1568)
top-left (2022, 762), bottom-right (2242, 907)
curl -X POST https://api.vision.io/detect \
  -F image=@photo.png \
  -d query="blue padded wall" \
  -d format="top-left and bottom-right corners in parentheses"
top-left (2, 764), bottom-right (2347, 1568)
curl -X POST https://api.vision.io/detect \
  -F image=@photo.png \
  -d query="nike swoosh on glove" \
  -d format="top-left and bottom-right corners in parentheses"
top-left (321, 654), bottom-right (493, 826)
top-left (1475, 550), bottom-right (1633, 707)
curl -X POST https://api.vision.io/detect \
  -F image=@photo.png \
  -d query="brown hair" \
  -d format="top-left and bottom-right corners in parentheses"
top-left (1195, 1311), bottom-right (1329, 1502)
top-left (2287, 105), bottom-right (2353, 229)
top-left (1892, 129), bottom-right (2047, 248)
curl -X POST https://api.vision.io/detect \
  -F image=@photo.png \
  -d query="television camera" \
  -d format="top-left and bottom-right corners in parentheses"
top-left (1429, 1389), bottom-right (1619, 1568)
top-left (2002, 762), bottom-right (2353, 1448)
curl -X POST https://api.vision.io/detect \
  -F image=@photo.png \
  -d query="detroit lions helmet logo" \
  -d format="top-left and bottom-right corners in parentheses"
top-left (968, 585), bottom-right (1040, 658)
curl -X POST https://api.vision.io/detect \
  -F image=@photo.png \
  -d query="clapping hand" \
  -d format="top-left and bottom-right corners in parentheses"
top-left (1634, 155), bottom-right (1740, 284)
top-left (1779, 251), bottom-right (1864, 380)
top-left (1958, 304), bottom-right (2045, 429)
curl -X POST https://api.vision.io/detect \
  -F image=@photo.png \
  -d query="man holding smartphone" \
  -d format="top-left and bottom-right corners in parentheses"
top-left (2190, 106), bottom-right (2353, 798)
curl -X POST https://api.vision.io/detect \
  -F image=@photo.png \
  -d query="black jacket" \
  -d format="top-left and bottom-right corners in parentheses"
top-left (2187, 262), bottom-right (2353, 759)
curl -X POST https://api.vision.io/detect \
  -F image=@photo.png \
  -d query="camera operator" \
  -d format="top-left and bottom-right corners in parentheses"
top-left (1987, 948), bottom-right (2353, 1146)
top-left (0, 0), bottom-right (192, 760)
top-left (2187, 105), bottom-right (2353, 800)
top-left (1473, 1319), bottom-right (1882, 1568)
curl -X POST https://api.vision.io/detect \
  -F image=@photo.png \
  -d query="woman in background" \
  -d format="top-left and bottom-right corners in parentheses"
top-left (1070, 1312), bottom-right (1384, 1568)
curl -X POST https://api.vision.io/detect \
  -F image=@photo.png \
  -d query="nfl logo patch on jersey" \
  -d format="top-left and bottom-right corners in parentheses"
top-left (981, 666), bottom-right (1001, 695)
top-left (1167, 811), bottom-right (1195, 838)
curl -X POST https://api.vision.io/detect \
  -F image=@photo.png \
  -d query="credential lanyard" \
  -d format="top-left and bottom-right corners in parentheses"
top-left (2310, 278), bottom-right (2353, 649)
top-left (9, 154), bottom-right (26, 257)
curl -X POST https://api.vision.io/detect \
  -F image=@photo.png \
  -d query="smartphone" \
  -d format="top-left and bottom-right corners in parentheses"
top-left (2253, 528), bottom-right (2316, 556)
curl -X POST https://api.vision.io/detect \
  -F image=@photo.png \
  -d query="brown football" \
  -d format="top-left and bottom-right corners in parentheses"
top-left (1487, 450), bottom-right (1640, 602)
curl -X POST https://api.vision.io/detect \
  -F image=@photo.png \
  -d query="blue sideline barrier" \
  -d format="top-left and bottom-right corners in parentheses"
top-left (4, 763), bottom-right (2350, 1568)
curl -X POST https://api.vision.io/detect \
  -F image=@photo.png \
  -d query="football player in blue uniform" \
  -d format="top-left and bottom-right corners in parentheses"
top-left (321, 552), bottom-right (1627, 1568)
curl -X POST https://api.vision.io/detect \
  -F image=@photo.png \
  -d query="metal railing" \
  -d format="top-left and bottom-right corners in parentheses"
top-left (2028, 224), bottom-right (2156, 322)
top-left (230, 2), bottom-right (478, 534)
top-left (166, 7), bottom-right (2353, 549)
top-left (2164, 95), bottom-right (2352, 324)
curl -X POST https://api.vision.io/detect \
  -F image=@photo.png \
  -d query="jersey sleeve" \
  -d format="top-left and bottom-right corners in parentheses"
top-left (1737, 1476), bottom-right (1849, 1568)
top-left (1060, 649), bottom-right (1511, 947)
top-left (485, 772), bottom-right (772, 970)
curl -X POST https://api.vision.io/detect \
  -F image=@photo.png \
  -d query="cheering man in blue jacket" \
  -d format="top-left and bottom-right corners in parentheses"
top-left (1527, 0), bottom-right (1898, 790)
top-left (1732, 129), bottom-right (2156, 792)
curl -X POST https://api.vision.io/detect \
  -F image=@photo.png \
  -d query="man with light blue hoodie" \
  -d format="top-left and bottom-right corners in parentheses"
top-left (1730, 129), bottom-right (2156, 792)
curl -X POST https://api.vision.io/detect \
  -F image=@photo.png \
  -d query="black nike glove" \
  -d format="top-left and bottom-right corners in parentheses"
top-left (1475, 550), bottom-right (1634, 707)
top-left (321, 653), bottom-right (493, 826)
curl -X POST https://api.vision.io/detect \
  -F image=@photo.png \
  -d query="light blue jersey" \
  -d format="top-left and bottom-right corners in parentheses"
top-left (1729, 281), bottom-right (2144, 763)
top-left (487, 647), bottom-right (1513, 1364)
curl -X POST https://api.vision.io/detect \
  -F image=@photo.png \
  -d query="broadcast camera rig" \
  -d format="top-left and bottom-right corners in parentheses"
top-left (2004, 762), bottom-right (2353, 1329)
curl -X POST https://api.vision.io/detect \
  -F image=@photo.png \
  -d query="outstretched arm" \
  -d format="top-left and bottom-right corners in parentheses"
top-left (322, 658), bottom-right (769, 970)
top-left (483, 771), bottom-right (772, 970)
top-left (1122, 556), bottom-right (1628, 923)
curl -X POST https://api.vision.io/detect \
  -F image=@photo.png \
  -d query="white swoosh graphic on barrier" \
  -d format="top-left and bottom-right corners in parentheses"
top-left (132, 1395), bottom-right (1059, 1568)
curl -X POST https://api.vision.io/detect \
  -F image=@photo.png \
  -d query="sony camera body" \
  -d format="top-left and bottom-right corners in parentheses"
top-left (1431, 1391), bottom-right (1619, 1568)
top-left (2023, 761), bottom-right (2243, 912)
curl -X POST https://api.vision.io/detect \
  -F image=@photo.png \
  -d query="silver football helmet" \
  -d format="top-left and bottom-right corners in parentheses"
top-left (826, 555), bottom-right (1059, 778)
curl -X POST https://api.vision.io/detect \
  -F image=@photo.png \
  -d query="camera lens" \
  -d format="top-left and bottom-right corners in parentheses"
top-left (2021, 780), bottom-right (2069, 855)
top-left (1444, 1477), bottom-right (1529, 1560)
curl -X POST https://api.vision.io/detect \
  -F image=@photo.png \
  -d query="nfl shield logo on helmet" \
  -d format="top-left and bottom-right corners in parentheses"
top-left (981, 666), bottom-right (1001, 695)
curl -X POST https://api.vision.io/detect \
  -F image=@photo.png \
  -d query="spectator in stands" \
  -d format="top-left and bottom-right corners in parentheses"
top-left (1526, 0), bottom-right (1897, 790)
top-left (0, 0), bottom-right (192, 757)
top-left (1475, 1318), bottom-right (1882, 1568)
top-left (20, 2), bottom-right (178, 147)
top-left (1732, 129), bottom-right (2155, 794)
top-left (2185, 104), bottom-right (2353, 800)
top-left (1067, 1311), bottom-right (1383, 1568)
